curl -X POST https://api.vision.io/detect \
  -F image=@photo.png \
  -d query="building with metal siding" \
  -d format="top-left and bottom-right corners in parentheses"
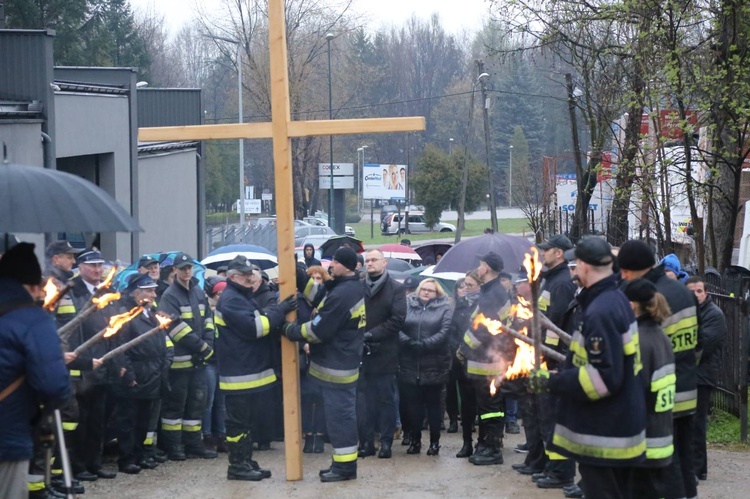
top-left (0, 29), bottom-right (204, 262)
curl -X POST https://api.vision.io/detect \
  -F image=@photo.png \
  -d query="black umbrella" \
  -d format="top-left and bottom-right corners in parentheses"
top-left (385, 257), bottom-right (414, 272)
top-left (0, 161), bottom-right (142, 233)
top-left (432, 233), bottom-right (533, 275)
top-left (319, 235), bottom-right (365, 259)
top-left (414, 243), bottom-right (453, 264)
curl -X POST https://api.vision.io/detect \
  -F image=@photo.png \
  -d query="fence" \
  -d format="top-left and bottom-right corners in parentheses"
top-left (704, 272), bottom-right (749, 443)
top-left (205, 224), bottom-right (279, 255)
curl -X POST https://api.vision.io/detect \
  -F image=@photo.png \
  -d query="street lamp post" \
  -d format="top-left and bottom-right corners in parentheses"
top-left (326, 33), bottom-right (335, 229)
top-left (478, 68), bottom-right (497, 232)
top-left (357, 145), bottom-right (368, 214)
top-left (205, 34), bottom-right (244, 236)
top-left (509, 144), bottom-right (513, 207)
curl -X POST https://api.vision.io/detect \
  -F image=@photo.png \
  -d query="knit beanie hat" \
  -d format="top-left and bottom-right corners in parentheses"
top-left (333, 247), bottom-right (358, 272)
top-left (623, 278), bottom-right (657, 303)
top-left (0, 242), bottom-right (43, 285)
top-left (617, 240), bottom-right (656, 271)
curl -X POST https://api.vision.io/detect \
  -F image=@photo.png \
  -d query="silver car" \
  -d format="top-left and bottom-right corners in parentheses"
top-left (380, 213), bottom-right (456, 235)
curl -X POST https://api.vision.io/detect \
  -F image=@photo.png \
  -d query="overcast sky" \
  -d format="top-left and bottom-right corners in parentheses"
top-left (131, 0), bottom-right (492, 36)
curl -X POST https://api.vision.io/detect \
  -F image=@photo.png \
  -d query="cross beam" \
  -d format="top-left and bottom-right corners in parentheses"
top-left (137, 0), bottom-right (425, 481)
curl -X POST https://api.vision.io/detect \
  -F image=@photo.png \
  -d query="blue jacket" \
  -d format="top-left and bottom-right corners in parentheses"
top-left (0, 277), bottom-right (71, 461)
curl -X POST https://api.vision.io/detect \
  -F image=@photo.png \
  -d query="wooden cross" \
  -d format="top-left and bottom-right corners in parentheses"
top-left (138, 0), bottom-right (425, 481)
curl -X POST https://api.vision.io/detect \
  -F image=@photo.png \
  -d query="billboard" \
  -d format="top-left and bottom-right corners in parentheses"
top-left (363, 163), bottom-right (407, 200)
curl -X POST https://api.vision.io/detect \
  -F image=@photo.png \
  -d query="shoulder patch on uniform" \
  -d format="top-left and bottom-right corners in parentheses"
top-left (587, 335), bottom-right (605, 356)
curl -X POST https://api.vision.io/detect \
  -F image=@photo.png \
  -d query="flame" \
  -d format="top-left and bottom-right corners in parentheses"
top-left (473, 314), bottom-right (546, 381)
top-left (96, 266), bottom-right (117, 291)
top-left (93, 292), bottom-right (121, 309)
top-left (103, 306), bottom-right (143, 338)
top-left (155, 314), bottom-right (173, 329)
top-left (489, 379), bottom-right (497, 396)
top-left (523, 247), bottom-right (542, 283)
top-left (42, 278), bottom-right (61, 310)
top-left (473, 312), bottom-right (505, 336)
top-left (510, 300), bottom-right (533, 321)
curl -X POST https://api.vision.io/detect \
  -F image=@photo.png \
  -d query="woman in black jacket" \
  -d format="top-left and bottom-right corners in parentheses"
top-left (399, 278), bottom-right (453, 455)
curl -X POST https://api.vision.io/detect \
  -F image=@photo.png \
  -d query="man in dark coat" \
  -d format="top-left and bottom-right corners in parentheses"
top-left (686, 276), bottom-right (727, 481)
top-left (303, 243), bottom-right (321, 268)
top-left (357, 249), bottom-right (406, 459)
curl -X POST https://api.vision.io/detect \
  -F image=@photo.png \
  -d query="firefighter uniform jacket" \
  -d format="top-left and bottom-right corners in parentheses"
top-left (636, 315), bottom-right (676, 467)
top-left (158, 277), bottom-right (214, 370)
top-left (540, 262), bottom-right (577, 355)
top-left (459, 276), bottom-right (516, 378)
top-left (548, 274), bottom-right (647, 466)
top-left (644, 265), bottom-right (698, 417)
top-left (285, 274), bottom-right (366, 387)
top-left (214, 279), bottom-right (279, 394)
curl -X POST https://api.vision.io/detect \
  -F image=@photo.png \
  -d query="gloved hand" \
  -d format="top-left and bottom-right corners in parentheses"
top-left (363, 332), bottom-right (373, 342)
top-left (281, 321), bottom-right (296, 338)
top-left (278, 295), bottom-right (298, 315)
top-left (529, 368), bottom-right (550, 393)
top-left (455, 349), bottom-right (466, 365)
top-left (408, 339), bottom-right (425, 352)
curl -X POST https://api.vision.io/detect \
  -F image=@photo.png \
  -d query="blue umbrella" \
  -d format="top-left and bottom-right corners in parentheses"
top-left (113, 251), bottom-right (207, 292)
top-left (202, 244), bottom-right (278, 270)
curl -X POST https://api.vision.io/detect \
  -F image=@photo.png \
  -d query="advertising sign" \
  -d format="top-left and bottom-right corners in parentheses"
top-left (319, 176), bottom-right (354, 189)
top-left (363, 163), bottom-right (407, 200)
top-left (318, 163), bottom-right (354, 176)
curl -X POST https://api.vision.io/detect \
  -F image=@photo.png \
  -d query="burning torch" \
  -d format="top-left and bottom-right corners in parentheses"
top-left (94, 314), bottom-right (174, 368)
top-left (72, 306), bottom-right (143, 356)
top-left (57, 266), bottom-right (120, 343)
top-left (523, 248), bottom-right (544, 370)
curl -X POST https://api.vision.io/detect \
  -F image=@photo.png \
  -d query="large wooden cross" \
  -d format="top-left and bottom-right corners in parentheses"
top-left (138, 0), bottom-right (425, 481)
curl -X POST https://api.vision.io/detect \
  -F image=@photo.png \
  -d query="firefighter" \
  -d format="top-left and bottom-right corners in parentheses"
top-left (457, 251), bottom-right (517, 466)
top-left (157, 252), bottom-right (217, 460)
top-left (282, 247), bottom-right (366, 482)
top-left (617, 240), bottom-right (699, 499)
top-left (530, 236), bottom-right (647, 498)
top-left (214, 255), bottom-right (296, 481)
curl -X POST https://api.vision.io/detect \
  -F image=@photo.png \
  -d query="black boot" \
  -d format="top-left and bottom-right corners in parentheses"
top-left (303, 434), bottom-right (315, 454)
top-left (227, 439), bottom-right (266, 481)
top-left (447, 419), bottom-right (458, 433)
top-left (401, 434), bottom-right (411, 446)
top-left (406, 437), bottom-right (422, 455)
top-left (248, 459), bottom-right (272, 479)
top-left (469, 439), bottom-right (503, 466)
top-left (426, 442), bottom-right (440, 456)
top-left (456, 440), bottom-right (473, 458)
top-left (358, 441), bottom-right (375, 458)
top-left (313, 434), bottom-right (325, 453)
top-left (378, 441), bottom-right (392, 458)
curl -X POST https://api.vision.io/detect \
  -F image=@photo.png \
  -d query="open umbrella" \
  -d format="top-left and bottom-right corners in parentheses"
top-left (0, 160), bottom-right (142, 233)
top-left (113, 251), bottom-right (208, 292)
top-left (432, 233), bottom-right (533, 276)
top-left (319, 235), bottom-right (365, 259)
top-left (414, 243), bottom-right (452, 264)
top-left (379, 243), bottom-right (422, 262)
top-left (202, 244), bottom-right (278, 270)
top-left (384, 257), bottom-right (414, 272)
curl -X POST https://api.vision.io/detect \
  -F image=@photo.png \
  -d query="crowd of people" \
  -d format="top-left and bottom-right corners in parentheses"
top-left (0, 232), bottom-right (728, 498)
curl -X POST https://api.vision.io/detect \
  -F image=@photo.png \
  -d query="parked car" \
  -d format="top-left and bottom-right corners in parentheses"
top-left (303, 216), bottom-right (355, 237)
top-left (294, 225), bottom-right (337, 246)
top-left (295, 235), bottom-right (333, 261)
top-left (344, 225), bottom-right (355, 237)
top-left (380, 213), bottom-right (455, 236)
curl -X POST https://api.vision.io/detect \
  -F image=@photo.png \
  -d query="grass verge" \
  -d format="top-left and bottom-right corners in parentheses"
top-left (707, 408), bottom-right (750, 451)
top-left (349, 218), bottom-right (531, 245)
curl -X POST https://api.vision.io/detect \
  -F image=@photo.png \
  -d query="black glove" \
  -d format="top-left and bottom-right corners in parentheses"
top-left (278, 294), bottom-right (298, 315)
top-left (281, 321), bottom-right (296, 337)
top-left (363, 332), bottom-right (373, 342)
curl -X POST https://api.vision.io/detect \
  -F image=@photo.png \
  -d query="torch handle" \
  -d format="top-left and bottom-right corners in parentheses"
top-left (73, 327), bottom-right (108, 356)
top-left (95, 324), bottom-right (170, 368)
top-left (57, 303), bottom-right (98, 343)
top-left (502, 323), bottom-right (566, 363)
top-left (530, 281), bottom-right (543, 370)
top-left (539, 314), bottom-right (573, 345)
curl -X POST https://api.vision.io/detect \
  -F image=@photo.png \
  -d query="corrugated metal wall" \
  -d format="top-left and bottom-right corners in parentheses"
top-left (137, 89), bottom-right (202, 128)
top-left (0, 29), bottom-right (54, 104)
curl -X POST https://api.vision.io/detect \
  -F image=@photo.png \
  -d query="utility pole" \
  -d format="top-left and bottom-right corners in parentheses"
top-left (566, 73), bottom-right (585, 240)
top-left (478, 61), bottom-right (497, 232)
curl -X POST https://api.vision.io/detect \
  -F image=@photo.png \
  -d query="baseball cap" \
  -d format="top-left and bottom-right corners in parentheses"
top-left (76, 249), bottom-right (105, 265)
top-left (563, 236), bottom-right (613, 266)
top-left (173, 252), bottom-right (194, 269)
top-left (227, 255), bottom-right (254, 273)
top-left (478, 252), bottom-right (504, 272)
top-left (46, 240), bottom-right (84, 259)
top-left (538, 235), bottom-right (574, 251)
top-left (137, 255), bottom-right (158, 269)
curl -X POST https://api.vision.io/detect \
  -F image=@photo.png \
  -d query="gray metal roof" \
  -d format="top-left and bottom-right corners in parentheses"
top-left (0, 99), bottom-right (43, 117)
top-left (53, 80), bottom-right (128, 95)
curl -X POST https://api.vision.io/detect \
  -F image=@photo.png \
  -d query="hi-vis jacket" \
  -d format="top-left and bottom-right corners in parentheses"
top-left (539, 261), bottom-right (577, 355)
top-left (644, 265), bottom-right (698, 418)
top-left (285, 274), bottom-right (365, 387)
top-left (636, 315), bottom-right (676, 468)
top-left (548, 274), bottom-right (647, 466)
top-left (214, 279), bottom-right (283, 394)
top-left (459, 277), bottom-right (516, 378)
top-left (158, 277), bottom-right (214, 370)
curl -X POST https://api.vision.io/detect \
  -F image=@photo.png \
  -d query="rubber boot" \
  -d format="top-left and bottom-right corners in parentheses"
top-left (313, 434), bottom-right (325, 453)
top-left (227, 439), bottom-right (265, 481)
top-left (469, 437), bottom-right (503, 465)
top-left (303, 434), bottom-right (315, 454)
top-left (456, 440), bottom-right (473, 458)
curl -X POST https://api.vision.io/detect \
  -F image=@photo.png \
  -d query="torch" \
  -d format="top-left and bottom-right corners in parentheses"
top-left (523, 248), bottom-right (544, 370)
top-left (42, 278), bottom-right (74, 313)
top-left (94, 314), bottom-right (174, 368)
top-left (72, 306), bottom-right (143, 356)
top-left (57, 264), bottom-right (120, 343)
top-left (473, 313), bottom-right (565, 363)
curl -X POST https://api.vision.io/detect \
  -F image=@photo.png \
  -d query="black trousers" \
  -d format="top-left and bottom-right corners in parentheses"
top-left (523, 393), bottom-right (546, 471)
top-left (579, 464), bottom-right (635, 499)
top-left (446, 368), bottom-right (460, 422)
top-left (74, 384), bottom-right (108, 471)
top-left (456, 368), bottom-right (477, 443)
top-left (474, 379), bottom-right (505, 446)
top-left (539, 392), bottom-right (575, 479)
top-left (632, 466), bottom-right (668, 499)
top-left (255, 383), bottom-right (282, 445)
top-left (224, 391), bottom-right (265, 448)
top-left (318, 381), bottom-right (358, 476)
top-left (116, 398), bottom-right (155, 467)
top-left (359, 373), bottom-right (398, 445)
top-left (664, 415), bottom-right (697, 499)
top-left (301, 374), bottom-right (326, 435)
top-left (161, 368), bottom-right (207, 452)
top-left (143, 399), bottom-right (161, 459)
top-left (400, 382), bottom-right (443, 443)
top-left (693, 385), bottom-right (712, 477)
